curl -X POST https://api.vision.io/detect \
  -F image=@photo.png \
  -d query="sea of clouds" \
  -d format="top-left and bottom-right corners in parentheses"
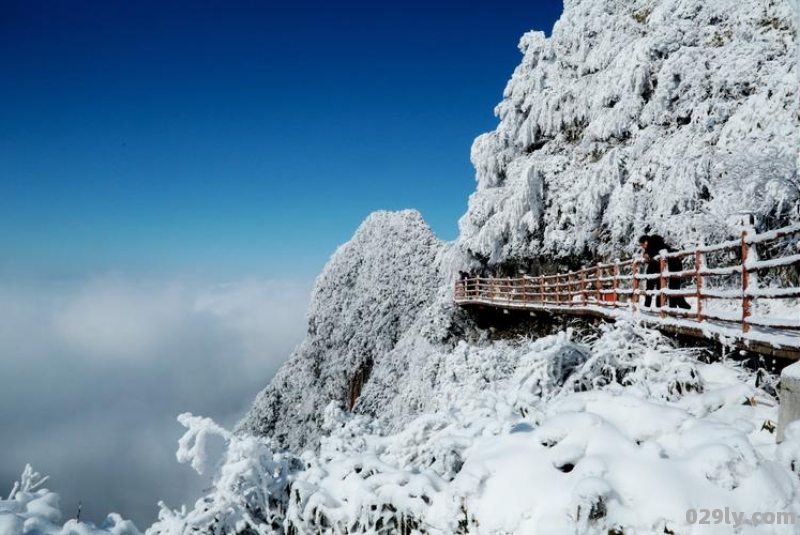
top-left (0, 275), bottom-right (311, 529)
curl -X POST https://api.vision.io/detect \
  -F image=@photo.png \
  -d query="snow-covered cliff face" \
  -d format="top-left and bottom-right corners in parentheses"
top-left (237, 210), bottom-right (451, 449)
top-left (460, 0), bottom-right (798, 265)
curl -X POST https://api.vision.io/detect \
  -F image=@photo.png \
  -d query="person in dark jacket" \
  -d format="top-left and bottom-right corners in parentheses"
top-left (638, 235), bottom-right (691, 310)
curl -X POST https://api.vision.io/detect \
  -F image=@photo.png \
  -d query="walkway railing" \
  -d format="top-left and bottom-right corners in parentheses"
top-left (455, 224), bottom-right (800, 350)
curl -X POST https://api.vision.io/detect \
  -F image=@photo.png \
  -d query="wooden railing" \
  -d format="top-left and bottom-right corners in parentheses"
top-left (455, 224), bottom-right (800, 339)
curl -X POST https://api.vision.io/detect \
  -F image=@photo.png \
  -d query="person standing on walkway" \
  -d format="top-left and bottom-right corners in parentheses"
top-left (639, 235), bottom-right (691, 310)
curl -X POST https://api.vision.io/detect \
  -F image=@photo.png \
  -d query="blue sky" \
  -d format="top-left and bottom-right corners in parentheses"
top-left (1, 0), bottom-right (564, 281)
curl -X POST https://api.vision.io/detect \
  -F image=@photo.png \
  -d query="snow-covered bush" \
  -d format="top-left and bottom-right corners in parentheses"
top-left (560, 320), bottom-right (704, 399)
top-left (0, 465), bottom-right (140, 535)
top-left (148, 413), bottom-right (298, 535)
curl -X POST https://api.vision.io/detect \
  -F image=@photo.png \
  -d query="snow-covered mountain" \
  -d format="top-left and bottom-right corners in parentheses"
top-left (165, 1), bottom-right (800, 532)
top-left (240, 0), bottom-right (799, 453)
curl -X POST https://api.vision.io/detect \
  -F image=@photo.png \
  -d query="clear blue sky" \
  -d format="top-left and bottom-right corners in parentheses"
top-left (1, 0), bottom-right (564, 281)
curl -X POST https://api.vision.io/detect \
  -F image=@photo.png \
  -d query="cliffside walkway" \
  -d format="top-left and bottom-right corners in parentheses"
top-left (455, 224), bottom-right (800, 359)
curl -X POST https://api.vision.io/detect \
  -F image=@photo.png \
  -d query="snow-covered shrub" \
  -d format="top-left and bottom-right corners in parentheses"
top-left (0, 465), bottom-right (140, 535)
top-left (148, 414), bottom-right (298, 535)
top-left (561, 320), bottom-right (704, 399)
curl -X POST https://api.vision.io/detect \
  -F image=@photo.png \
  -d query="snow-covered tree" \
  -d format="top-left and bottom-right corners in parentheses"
top-left (148, 414), bottom-right (299, 535)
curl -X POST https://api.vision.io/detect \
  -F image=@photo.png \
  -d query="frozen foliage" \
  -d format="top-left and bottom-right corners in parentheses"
top-left (0, 465), bottom-right (140, 535)
top-left (237, 210), bottom-right (448, 449)
top-left (148, 414), bottom-right (297, 535)
top-left (172, 322), bottom-right (800, 534)
top-left (459, 0), bottom-right (799, 265)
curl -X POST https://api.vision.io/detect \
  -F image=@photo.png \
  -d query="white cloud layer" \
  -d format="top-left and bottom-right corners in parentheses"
top-left (0, 276), bottom-right (311, 529)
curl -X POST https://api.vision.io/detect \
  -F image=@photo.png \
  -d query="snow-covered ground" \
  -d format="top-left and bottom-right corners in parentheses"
top-left (143, 321), bottom-right (800, 535)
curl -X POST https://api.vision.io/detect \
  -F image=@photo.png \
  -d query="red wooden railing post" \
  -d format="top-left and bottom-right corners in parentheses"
top-left (595, 265), bottom-right (601, 304)
top-left (659, 255), bottom-right (667, 318)
top-left (580, 269), bottom-right (587, 306)
top-left (539, 275), bottom-right (545, 305)
top-left (613, 261), bottom-right (619, 308)
top-left (572, 271), bottom-right (578, 306)
top-left (632, 260), bottom-right (639, 312)
top-left (556, 275), bottom-right (561, 306)
top-left (695, 250), bottom-right (704, 322)
top-left (742, 230), bottom-right (751, 334)
top-left (568, 272), bottom-right (574, 306)
top-left (527, 276), bottom-right (532, 305)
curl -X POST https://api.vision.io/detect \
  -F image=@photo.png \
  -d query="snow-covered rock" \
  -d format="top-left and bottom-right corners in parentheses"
top-left (459, 0), bottom-right (798, 266)
top-left (237, 210), bottom-right (448, 449)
